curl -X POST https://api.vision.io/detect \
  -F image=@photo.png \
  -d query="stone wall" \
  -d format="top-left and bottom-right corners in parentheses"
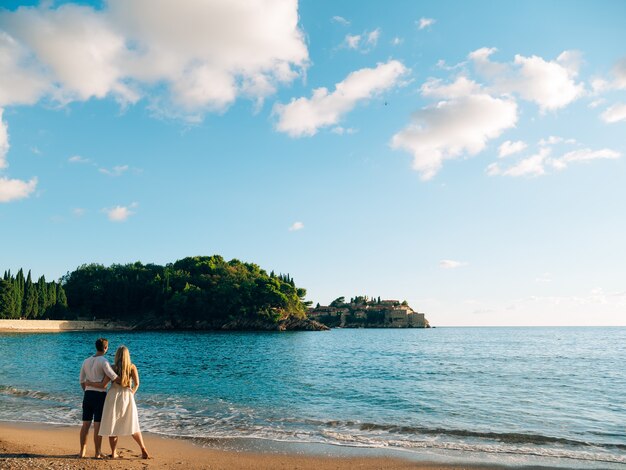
top-left (0, 319), bottom-right (131, 332)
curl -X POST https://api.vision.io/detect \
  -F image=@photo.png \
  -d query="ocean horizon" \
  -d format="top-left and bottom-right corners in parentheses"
top-left (1, 327), bottom-right (625, 468)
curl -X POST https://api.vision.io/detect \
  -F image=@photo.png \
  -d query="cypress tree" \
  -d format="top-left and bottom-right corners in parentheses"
top-left (37, 276), bottom-right (47, 318)
top-left (56, 284), bottom-right (68, 309)
top-left (47, 282), bottom-right (57, 312)
top-left (12, 276), bottom-right (20, 317)
top-left (25, 283), bottom-right (37, 319)
top-left (16, 269), bottom-right (25, 317)
top-left (23, 271), bottom-right (33, 318)
top-left (0, 280), bottom-right (17, 318)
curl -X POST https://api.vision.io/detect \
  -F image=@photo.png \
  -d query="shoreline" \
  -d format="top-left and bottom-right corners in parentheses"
top-left (0, 421), bottom-right (528, 470)
top-left (0, 319), bottom-right (132, 332)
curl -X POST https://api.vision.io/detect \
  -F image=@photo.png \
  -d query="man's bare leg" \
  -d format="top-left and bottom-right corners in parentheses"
top-left (109, 436), bottom-right (119, 458)
top-left (93, 422), bottom-right (103, 458)
top-left (79, 421), bottom-right (91, 458)
top-left (132, 432), bottom-right (150, 459)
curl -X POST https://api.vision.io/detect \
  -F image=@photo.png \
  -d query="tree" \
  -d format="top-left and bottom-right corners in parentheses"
top-left (47, 283), bottom-right (57, 312)
top-left (36, 276), bottom-right (47, 318)
top-left (23, 272), bottom-right (37, 319)
top-left (15, 269), bottom-right (25, 317)
top-left (53, 283), bottom-right (69, 319)
top-left (0, 280), bottom-right (17, 318)
top-left (6, 256), bottom-right (312, 327)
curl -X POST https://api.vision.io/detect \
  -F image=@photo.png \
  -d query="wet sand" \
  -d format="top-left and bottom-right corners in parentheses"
top-left (0, 421), bottom-right (519, 470)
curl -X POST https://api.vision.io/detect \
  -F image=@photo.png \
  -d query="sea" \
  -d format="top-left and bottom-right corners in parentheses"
top-left (1, 327), bottom-right (625, 468)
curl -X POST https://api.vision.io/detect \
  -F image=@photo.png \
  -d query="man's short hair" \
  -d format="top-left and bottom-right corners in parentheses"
top-left (95, 338), bottom-right (108, 352)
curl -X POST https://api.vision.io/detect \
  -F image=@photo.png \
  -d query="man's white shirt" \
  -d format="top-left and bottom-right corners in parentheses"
top-left (79, 355), bottom-right (118, 392)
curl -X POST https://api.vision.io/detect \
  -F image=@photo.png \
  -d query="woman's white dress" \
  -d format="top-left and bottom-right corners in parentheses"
top-left (98, 382), bottom-right (140, 436)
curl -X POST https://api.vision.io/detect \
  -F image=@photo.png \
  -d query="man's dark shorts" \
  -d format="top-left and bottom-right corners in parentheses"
top-left (82, 390), bottom-right (107, 422)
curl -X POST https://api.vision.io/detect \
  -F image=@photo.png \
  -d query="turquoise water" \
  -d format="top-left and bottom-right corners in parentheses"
top-left (1, 328), bottom-right (625, 467)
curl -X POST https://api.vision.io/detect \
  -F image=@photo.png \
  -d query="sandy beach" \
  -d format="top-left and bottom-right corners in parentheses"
top-left (0, 421), bottom-right (521, 470)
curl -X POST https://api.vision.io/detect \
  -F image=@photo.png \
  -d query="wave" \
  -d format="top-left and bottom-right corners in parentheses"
top-left (0, 385), bottom-right (72, 405)
top-left (318, 430), bottom-right (626, 465)
top-left (328, 421), bottom-right (626, 451)
top-left (2, 386), bottom-right (624, 465)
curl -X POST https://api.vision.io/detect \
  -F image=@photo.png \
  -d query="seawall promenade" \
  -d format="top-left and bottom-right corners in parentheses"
top-left (0, 319), bottom-right (131, 332)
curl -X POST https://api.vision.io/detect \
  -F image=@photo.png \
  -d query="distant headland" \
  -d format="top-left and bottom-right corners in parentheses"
top-left (1, 257), bottom-right (428, 331)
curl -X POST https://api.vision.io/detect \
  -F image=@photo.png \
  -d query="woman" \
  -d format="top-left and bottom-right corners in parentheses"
top-left (86, 346), bottom-right (150, 459)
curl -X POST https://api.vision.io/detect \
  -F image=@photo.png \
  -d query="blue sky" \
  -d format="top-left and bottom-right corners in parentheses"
top-left (1, 0), bottom-right (625, 326)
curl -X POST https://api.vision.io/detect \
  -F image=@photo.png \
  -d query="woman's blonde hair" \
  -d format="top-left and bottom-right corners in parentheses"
top-left (114, 346), bottom-right (132, 388)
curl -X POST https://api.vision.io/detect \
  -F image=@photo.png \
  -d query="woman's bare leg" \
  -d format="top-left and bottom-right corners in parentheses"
top-left (132, 432), bottom-right (150, 458)
top-left (108, 436), bottom-right (119, 458)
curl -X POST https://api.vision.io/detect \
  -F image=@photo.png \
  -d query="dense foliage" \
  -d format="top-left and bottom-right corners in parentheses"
top-left (56, 256), bottom-right (309, 326)
top-left (0, 269), bottom-right (68, 319)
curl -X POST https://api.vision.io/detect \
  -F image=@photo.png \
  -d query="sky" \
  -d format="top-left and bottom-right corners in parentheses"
top-left (1, 0), bottom-right (626, 326)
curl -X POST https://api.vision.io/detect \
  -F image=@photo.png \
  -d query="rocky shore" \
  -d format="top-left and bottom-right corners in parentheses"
top-left (134, 315), bottom-right (329, 331)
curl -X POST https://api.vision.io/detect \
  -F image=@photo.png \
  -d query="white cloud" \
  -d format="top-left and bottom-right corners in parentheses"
top-left (589, 98), bottom-right (606, 109)
top-left (391, 37), bottom-right (403, 46)
top-left (436, 58), bottom-right (467, 72)
top-left (489, 146), bottom-right (620, 176)
top-left (0, 109), bottom-right (38, 200)
top-left (590, 78), bottom-right (610, 94)
top-left (439, 259), bottom-right (467, 269)
top-left (613, 57), bottom-right (626, 89)
top-left (600, 103), bottom-right (626, 123)
top-left (505, 149), bottom-right (549, 177)
top-left (331, 126), bottom-right (357, 135)
top-left (551, 148), bottom-right (621, 170)
top-left (391, 78), bottom-right (518, 180)
top-left (488, 148), bottom-right (550, 177)
top-left (103, 203), bottom-right (137, 222)
top-left (420, 76), bottom-right (481, 98)
top-left (418, 18), bottom-right (435, 30)
top-left (99, 164), bottom-right (129, 176)
top-left (343, 29), bottom-right (380, 52)
top-left (498, 140), bottom-right (527, 158)
top-left (589, 57), bottom-right (626, 96)
top-left (68, 155), bottom-right (91, 164)
top-left (331, 16), bottom-right (350, 26)
top-left (538, 135), bottom-right (577, 147)
top-left (274, 60), bottom-right (408, 137)
top-left (0, 0), bottom-right (308, 117)
top-left (448, 288), bottom-right (626, 326)
top-left (345, 34), bottom-right (361, 49)
top-left (288, 221), bottom-right (304, 231)
top-left (469, 48), bottom-right (585, 112)
top-left (0, 32), bottom-right (49, 106)
top-left (535, 272), bottom-right (552, 284)
top-left (72, 207), bottom-right (85, 217)
top-left (0, 176), bottom-right (38, 202)
top-left (0, 109), bottom-right (8, 169)
top-left (2, 4), bottom-right (132, 104)
top-left (366, 28), bottom-right (380, 46)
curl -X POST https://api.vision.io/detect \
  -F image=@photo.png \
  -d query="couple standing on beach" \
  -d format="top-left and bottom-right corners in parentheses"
top-left (78, 337), bottom-right (150, 459)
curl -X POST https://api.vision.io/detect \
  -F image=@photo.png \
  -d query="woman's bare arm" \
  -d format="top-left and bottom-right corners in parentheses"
top-left (131, 365), bottom-right (140, 394)
top-left (84, 376), bottom-right (111, 389)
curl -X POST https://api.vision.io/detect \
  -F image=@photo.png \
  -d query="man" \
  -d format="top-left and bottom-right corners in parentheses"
top-left (78, 337), bottom-right (118, 458)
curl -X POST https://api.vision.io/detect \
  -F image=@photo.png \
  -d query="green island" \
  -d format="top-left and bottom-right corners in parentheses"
top-left (1, 256), bottom-right (428, 330)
